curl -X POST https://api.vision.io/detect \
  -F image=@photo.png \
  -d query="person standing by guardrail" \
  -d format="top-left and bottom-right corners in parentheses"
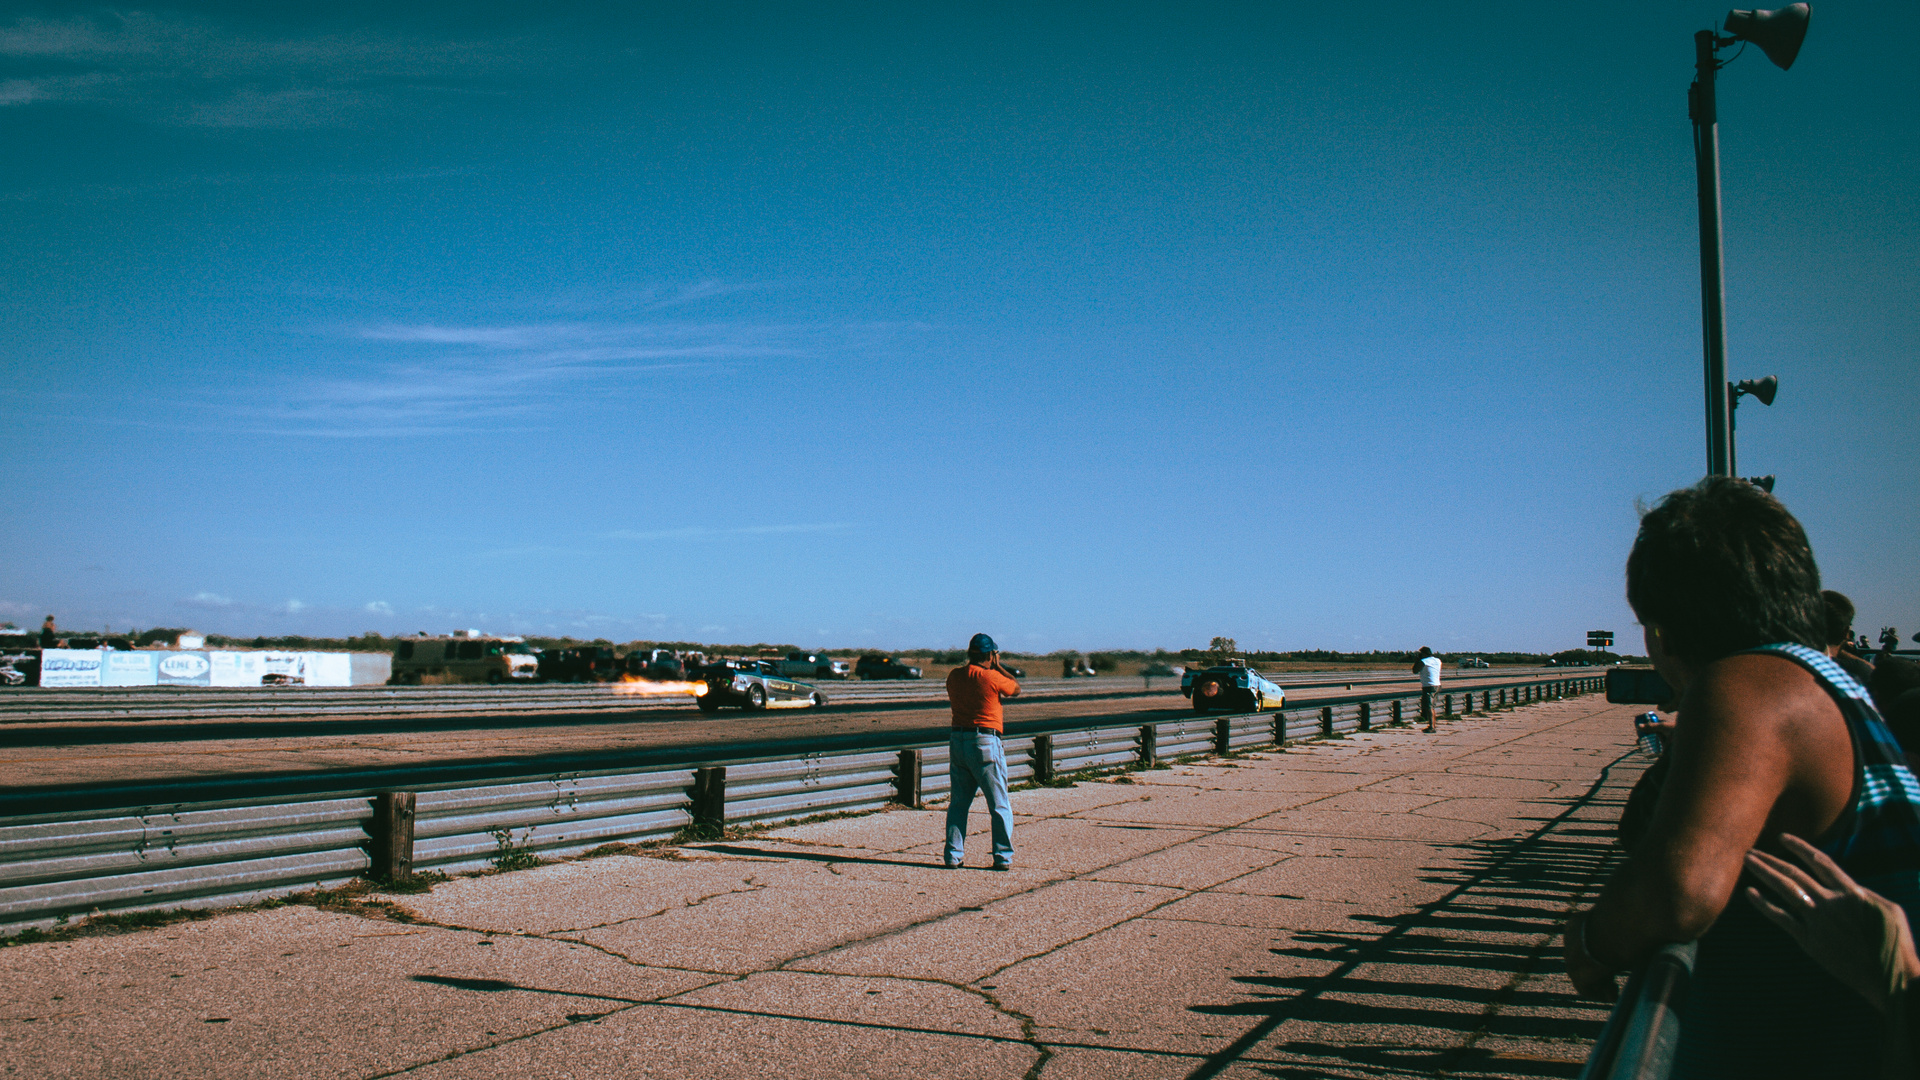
top-left (1413, 647), bottom-right (1441, 732)
top-left (944, 633), bottom-right (1020, 871)
top-left (1562, 477), bottom-right (1920, 1079)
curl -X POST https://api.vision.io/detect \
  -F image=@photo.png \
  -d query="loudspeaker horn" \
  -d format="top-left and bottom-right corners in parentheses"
top-left (1736, 375), bottom-right (1778, 406)
top-left (1725, 4), bottom-right (1811, 70)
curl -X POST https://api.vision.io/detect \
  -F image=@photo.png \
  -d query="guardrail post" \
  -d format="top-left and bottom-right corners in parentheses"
top-left (1033, 734), bottom-right (1054, 783)
top-left (1444, 693), bottom-right (1453, 718)
top-left (1321, 706), bottom-right (1334, 736)
top-left (1214, 716), bottom-right (1232, 755)
top-left (692, 766), bottom-right (727, 827)
top-left (1390, 699), bottom-right (1402, 726)
top-left (894, 749), bottom-right (922, 807)
top-left (1272, 712), bottom-right (1286, 748)
top-left (1357, 702), bottom-right (1371, 732)
top-left (370, 792), bottom-right (416, 881)
top-left (1139, 724), bottom-right (1157, 767)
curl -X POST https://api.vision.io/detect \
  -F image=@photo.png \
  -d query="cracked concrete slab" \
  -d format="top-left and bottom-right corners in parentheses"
top-left (988, 918), bottom-right (1311, 1054)
top-left (0, 695), bottom-right (1646, 1080)
top-left (797, 878), bottom-right (1185, 983)
top-left (398, 1002), bottom-right (1042, 1079)
top-left (0, 906), bottom-right (715, 1079)
top-left (660, 970), bottom-right (1026, 1040)
top-left (1086, 839), bottom-right (1292, 891)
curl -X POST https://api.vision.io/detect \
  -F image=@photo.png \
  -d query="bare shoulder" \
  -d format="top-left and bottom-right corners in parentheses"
top-left (1687, 651), bottom-right (1842, 739)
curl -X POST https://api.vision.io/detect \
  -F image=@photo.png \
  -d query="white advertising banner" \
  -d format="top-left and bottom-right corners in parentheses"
top-left (305, 652), bottom-right (353, 687)
top-left (157, 651), bottom-right (212, 686)
top-left (40, 649), bottom-right (104, 688)
top-left (208, 651), bottom-right (265, 687)
top-left (260, 651), bottom-right (308, 684)
top-left (101, 651), bottom-right (157, 686)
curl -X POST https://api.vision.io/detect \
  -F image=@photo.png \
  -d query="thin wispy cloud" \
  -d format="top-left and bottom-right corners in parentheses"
top-left (603, 523), bottom-right (855, 542)
top-left (0, 11), bottom-right (527, 128)
top-left (207, 313), bottom-right (902, 437)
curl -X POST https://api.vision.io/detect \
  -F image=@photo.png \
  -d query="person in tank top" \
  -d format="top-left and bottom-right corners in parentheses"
top-left (1563, 477), bottom-right (1920, 1080)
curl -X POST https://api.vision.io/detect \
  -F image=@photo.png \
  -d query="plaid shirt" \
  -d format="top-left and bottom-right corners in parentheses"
top-left (1753, 643), bottom-right (1920, 910)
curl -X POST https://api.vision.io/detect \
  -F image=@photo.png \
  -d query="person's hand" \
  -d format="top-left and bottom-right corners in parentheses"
top-left (1743, 833), bottom-right (1920, 1012)
top-left (1562, 911), bottom-right (1620, 1003)
top-left (1634, 713), bottom-right (1678, 741)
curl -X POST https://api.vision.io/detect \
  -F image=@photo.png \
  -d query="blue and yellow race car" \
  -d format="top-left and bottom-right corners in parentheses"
top-left (1181, 661), bottom-right (1286, 714)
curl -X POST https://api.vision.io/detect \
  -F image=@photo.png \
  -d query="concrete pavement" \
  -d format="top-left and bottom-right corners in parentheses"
top-left (0, 694), bottom-right (1647, 1079)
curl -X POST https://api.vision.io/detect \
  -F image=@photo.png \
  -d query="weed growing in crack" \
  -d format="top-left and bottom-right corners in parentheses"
top-left (489, 828), bottom-right (541, 871)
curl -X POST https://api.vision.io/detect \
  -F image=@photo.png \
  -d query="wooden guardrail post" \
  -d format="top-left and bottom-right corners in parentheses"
top-left (894, 749), bottom-right (922, 807)
top-left (1444, 693), bottom-right (1453, 718)
top-left (691, 767), bottom-right (727, 828)
top-left (1321, 706), bottom-right (1334, 736)
top-left (1357, 702), bottom-right (1371, 732)
top-left (1272, 712), bottom-right (1287, 748)
top-left (1214, 716), bottom-right (1232, 755)
top-left (1033, 734), bottom-right (1054, 783)
top-left (370, 792), bottom-right (416, 882)
top-left (1139, 724), bottom-right (1157, 767)
top-left (1390, 699), bottom-right (1403, 726)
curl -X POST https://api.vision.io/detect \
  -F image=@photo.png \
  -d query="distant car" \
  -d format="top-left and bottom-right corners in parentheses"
top-left (1459, 657), bottom-right (1490, 669)
top-left (537, 647), bottom-right (621, 683)
top-left (855, 654), bottom-right (922, 680)
top-left (1181, 661), bottom-right (1286, 714)
top-left (778, 652), bottom-right (849, 680)
top-left (624, 649), bottom-right (688, 681)
top-left (695, 660), bottom-right (829, 712)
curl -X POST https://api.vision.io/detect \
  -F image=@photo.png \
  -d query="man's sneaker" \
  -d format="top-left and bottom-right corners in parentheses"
top-left (943, 860), bottom-right (963, 870)
top-left (991, 861), bottom-right (1011, 872)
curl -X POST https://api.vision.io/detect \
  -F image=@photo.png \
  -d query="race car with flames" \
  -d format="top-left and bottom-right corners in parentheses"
top-left (694, 659), bottom-right (830, 713)
top-left (1180, 660), bottom-right (1286, 714)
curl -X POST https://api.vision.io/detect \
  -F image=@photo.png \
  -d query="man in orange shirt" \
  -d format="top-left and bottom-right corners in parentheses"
top-left (945, 633), bottom-right (1021, 870)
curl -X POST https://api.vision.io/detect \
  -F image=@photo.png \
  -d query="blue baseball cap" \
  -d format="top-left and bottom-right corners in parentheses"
top-left (968, 633), bottom-right (999, 654)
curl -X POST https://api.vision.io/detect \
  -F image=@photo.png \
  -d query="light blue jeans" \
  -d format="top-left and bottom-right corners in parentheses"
top-left (945, 730), bottom-right (1014, 866)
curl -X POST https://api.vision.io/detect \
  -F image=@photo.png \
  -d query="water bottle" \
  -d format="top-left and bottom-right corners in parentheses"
top-left (1637, 711), bottom-right (1664, 757)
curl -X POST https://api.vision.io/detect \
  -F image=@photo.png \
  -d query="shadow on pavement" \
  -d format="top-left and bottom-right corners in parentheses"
top-left (1183, 752), bottom-right (1640, 1080)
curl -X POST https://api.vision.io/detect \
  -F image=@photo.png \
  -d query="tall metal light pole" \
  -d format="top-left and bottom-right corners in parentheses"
top-left (1687, 5), bottom-right (1809, 476)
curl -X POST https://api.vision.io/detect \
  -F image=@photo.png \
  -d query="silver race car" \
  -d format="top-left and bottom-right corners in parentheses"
top-left (696, 659), bottom-right (830, 712)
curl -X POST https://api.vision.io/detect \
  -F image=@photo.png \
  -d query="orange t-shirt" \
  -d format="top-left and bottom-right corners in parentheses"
top-left (947, 663), bottom-right (1020, 732)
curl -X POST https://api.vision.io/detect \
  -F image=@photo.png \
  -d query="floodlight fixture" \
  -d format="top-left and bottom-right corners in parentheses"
top-left (1689, 6), bottom-right (1809, 476)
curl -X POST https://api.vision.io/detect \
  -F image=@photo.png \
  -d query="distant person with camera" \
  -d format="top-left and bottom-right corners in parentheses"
top-left (943, 633), bottom-right (1021, 871)
top-left (1561, 477), bottom-right (1920, 1078)
top-left (1412, 647), bottom-right (1442, 732)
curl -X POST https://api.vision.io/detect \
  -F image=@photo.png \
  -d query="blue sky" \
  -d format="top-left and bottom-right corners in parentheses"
top-left (2, 2), bottom-right (1914, 653)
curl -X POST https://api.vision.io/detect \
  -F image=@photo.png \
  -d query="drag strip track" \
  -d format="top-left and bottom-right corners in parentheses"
top-left (0, 668), bottom-right (1556, 726)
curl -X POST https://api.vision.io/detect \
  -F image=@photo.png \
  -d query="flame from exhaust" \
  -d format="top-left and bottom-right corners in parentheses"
top-left (613, 675), bottom-right (708, 697)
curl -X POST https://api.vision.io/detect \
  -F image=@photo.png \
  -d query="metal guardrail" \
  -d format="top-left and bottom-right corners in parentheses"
top-left (0, 675), bottom-right (1604, 935)
top-left (1579, 942), bottom-right (1698, 1080)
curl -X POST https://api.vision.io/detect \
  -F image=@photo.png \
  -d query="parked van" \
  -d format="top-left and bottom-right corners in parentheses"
top-left (389, 633), bottom-right (538, 685)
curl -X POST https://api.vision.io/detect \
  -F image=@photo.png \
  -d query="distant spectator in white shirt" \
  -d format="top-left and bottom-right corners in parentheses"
top-left (1414, 647), bottom-right (1442, 731)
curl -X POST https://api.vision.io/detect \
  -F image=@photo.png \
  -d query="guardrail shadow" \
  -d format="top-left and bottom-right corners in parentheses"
top-left (1184, 755), bottom-right (1639, 1079)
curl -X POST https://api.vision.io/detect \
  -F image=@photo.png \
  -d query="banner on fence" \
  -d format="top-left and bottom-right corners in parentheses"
top-left (39, 649), bottom-right (104, 687)
top-left (305, 652), bottom-right (352, 687)
top-left (101, 651), bottom-right (156, 686)
top-left (156, 651), bottom-right (212, 686)
top-left (259, 651), bottom-right (307, 685)
top-left (208, 651), bottom-right (264, 687)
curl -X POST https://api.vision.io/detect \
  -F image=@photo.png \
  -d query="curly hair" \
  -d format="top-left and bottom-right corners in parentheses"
top-left (1625, 477), bottom-right (1825, 666)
